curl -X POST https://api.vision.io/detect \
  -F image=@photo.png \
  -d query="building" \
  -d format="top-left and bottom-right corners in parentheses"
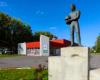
top-left (18, 39), bottom-right (71, 56)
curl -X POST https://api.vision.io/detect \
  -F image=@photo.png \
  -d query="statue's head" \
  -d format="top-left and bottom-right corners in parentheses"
top-left (70, 4), bottom-right (76, 11)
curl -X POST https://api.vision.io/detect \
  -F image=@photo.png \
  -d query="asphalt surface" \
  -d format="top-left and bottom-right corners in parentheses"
top-left (90, 55), bottom-right (100, 69)
top-left (0, 56), bottom-right (48, 68)
top-left (0, 55), bottom-right (100, 69)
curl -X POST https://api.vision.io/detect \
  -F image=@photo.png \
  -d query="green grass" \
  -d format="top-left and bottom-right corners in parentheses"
top-left (35, 69), bottom-right (48, 80)
top-left (0, 54), bottom-right (21, 58)
top-left (0, 68), bottom-right (48, 80)
top-left (90, 53), bottom-right (100, 56)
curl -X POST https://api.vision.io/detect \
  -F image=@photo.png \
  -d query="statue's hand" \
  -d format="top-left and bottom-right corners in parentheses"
top-left (65, 16), bottom-right (69, 20)
top-left (65, 16), bottom-right (72, 25)
top-left (65, 16), bottom-right (71, 20)
top-left (66, 19), bottom-right (72, 25)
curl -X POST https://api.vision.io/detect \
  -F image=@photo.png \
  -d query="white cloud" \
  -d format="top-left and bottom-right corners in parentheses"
top-left (49, 27), bottom-right (57, 30)
top-left (0, 1), bottom-right (8, 7)
top-left (35, 10), bottom-right (45, 16)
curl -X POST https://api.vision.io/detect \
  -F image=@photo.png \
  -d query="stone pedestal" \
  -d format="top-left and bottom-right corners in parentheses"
top-left (90, 69), bottom-right (100, 80)
top-left (48, 47), bottom-right (89, 80)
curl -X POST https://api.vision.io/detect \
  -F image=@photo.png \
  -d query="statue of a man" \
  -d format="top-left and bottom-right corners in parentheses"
top-left (65, 4), bottom-right (81, 46)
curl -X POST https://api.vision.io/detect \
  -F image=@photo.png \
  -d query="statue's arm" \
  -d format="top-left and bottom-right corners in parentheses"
top-left (71, 11), bottom-right (80, 21)
top-left (65, 16), bottom-right (71, 20)
top-left (65, 16), bottom-right (72, 24)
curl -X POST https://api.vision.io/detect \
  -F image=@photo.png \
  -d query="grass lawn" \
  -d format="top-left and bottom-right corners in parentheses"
top-left (91, 53), bottom-right (100, 55)
top-left (0, 54), bottom-right (22, 58)
top-left (0, 68), bottom-right (48, 80)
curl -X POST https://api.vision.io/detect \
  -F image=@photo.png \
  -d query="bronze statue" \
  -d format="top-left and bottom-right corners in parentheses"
top-left (65, 4), bottom-right (81, 46)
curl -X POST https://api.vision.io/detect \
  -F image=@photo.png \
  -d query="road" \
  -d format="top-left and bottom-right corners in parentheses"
top-left (90, 55), bottom-right (100, 69)
top-left (0, 56), bottom-right (48, 68)
top-left (0, 55), bottom-right (100, 69)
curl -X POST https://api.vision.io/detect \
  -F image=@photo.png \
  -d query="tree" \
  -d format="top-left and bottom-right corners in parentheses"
top-left (0, 12), bottom-right (34, 53)
top-left (91, 34), bottom-right (100, 53)
top-left (95, 35), bottom-right (100, 53)
top-left (0, 12), bottom-right (11, 44)
top-left (33, 31), bottom-right (57, 41)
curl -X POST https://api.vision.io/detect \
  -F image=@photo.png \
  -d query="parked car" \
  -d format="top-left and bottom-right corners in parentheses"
top-left (0, 48), bottom-right (13, 54)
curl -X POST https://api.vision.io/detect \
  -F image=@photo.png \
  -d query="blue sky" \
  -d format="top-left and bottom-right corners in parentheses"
top-left (0, 0), bottom-right (100, 47)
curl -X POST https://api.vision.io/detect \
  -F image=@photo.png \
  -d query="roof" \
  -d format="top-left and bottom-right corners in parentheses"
top-left (26, 39), bottom-right (71, 49)
top-left (50, 39), bottom-right (71, 48)
top-left (26, 42), bottom-right (40, 48)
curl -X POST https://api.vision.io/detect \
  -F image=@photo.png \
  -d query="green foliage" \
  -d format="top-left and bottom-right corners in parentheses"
top-left (42, 70), bottom-right (48, 80)
top-left (33, 31), bottom-right (57, 41)
top-left (34, 69), bottom-right (48, 80)
top-left (96, 35), bottom-right (100, 53)
top-left (0, 69), bottom-right (48, 80)
top-left (91, 34), bottom-right (100, 54)
top-left (0, 12), bottom-right (33, 53)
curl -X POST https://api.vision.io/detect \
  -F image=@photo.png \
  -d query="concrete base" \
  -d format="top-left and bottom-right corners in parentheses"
top-left (48, 57), bottom-right (63, 80)
top-left (48, 47), bottom-right (89, 80)
top-left (90, 69), bottom-right (100, 80)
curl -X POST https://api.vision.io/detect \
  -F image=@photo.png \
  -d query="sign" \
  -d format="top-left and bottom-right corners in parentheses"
top-left (40, 35), bottom-right (49, 56)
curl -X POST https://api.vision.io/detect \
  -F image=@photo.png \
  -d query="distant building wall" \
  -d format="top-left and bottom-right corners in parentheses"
top-left (26, 48), bottom-right (40, 56)
top-left (18, 43), bottom-right (26, 55)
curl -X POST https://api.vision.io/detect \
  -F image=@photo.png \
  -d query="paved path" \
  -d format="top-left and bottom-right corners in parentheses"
top-left (0, 56), bottom-right (48, 68)
top-left (0, 55), bottom-right (100, 69)
top-left (90, 55), bottom-right (100, 69)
